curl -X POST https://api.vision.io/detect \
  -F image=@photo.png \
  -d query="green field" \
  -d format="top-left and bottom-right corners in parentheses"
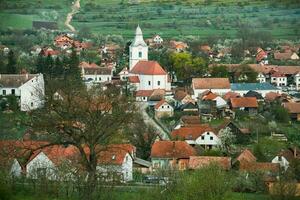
top-left (0, 0), bottom-right (299, 39)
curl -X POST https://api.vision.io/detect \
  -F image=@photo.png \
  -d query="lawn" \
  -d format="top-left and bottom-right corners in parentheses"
top-left (0, 0), bottom-right (299, 39)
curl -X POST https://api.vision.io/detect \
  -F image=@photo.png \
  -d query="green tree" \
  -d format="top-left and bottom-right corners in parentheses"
top-left (66, 49), bottom-right (81, 82)
top-left (218, 127), bottom-right (236, 153)
top-left (36, 53), bottom-right (45, 73)
top-left (234, 64), bottom-right (258, 83)
top-left (210, 65), bottom-right (229, 78)
top-left (6, 50), bottom-right (17, 74)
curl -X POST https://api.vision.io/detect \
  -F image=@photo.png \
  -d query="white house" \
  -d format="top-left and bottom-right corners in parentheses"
top-left (81, 67), bottom-right (113, 84)
top-left (272, 148), bottom-right (300, 171)
top-left (272, 155), bottom-right (289, 171)
top-left (294, 72), bottom-right (300, 90)
top-left (0, 73), bottom-right (45, 111)
top-left (118, 67), bottom-right (129, 81)
top-left (192, 78), bottom-right (231, 99)
top-left (129, 25), bottom-right (148, 70)
top-left (270, 72), bottom-right (287, 87)
top-left (257, 73), bottom-right (266, 83)
top-left (153, 35), bottom-right (163, 44)
top-left (201, 91), bottom-right (227, 108)
top-left (231, 83), bottom-right (281, 97)
top-left (154, 99), bottom-right (174, 118)
top-left (128, 26), bottom-right (171, 98)
top-left (171, 125), bottom-right (220, 149)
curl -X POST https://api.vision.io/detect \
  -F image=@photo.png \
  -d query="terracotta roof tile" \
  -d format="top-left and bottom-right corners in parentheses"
top-left (236, 149), bottom-right (257, 163)
top-left (192, 78), bottom-right (230, 89)
top-left (202, 92), bottom-right (218, 100)
top-left (240, 161), bottom-right (280, 173)
top-left (151, 141), bottom-right (197, 159)
top-left (171, 125), bottom-right (214, 140)
top-left (128, 76), bottom-right (140, 83)
top-left (283, 102), bottom-right (300, 114)
top-left (180, 115), bottom-right (201, 126)
top-left (130, 61), bottom-right (167, 75)
top-left (174, 90), bottom-right (188, 101)
top-left (154, 99), bottom-right (167, 109)
top-left (230, 97), bottom-right (258, 108)
top-left (97, 144), bottom-right (135, 165)
top-left (265, 92), bottom-right (281, 102)
top-left (189, 156), bottom-right (231, 170)
top-left (136, 90), bottom-right (153, 97)
top-left (223, 91), bottom-right (241, 101)
top-left (274, 52), bottom-right (293, 60)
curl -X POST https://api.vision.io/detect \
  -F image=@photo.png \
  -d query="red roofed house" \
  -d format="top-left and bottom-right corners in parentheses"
top-left (189, 156), bottom-right (231, 170)
top-left (151, 141), bottom-right (197, 170)
top-left (79, 62), bottom-right (113, 85)
top-left (256, 48), bottom-right (268, 65)
top-left (283, 102), bottom-right (300, 121)
top-left (274, 52), bottom-right (299, 60)
top-left (171, 125), bottom-right (220, 149)
top-left (128, 26), bottom-right (171, 99)
top-left (154, 99), bottom-right (174, 118)
top-left (192, 78), bottom-right (231, 98)
top-left (270, 72), bottom-right (287, 87)
top-left (230, 97), bottom-right (258, 114)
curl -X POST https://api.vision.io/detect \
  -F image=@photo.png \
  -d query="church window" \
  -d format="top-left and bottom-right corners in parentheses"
top-left (139, 52), bottom-right (142, 58)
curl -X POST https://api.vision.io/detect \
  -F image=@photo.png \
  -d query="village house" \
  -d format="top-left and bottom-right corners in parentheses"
top-left (54, 34), bottom-right (74, 49)
top-left (169, 40), bottom-right (188, 52)
top-left (223, 91), bottom-right (240, 102)
top-left (171, 125), bottom-right (220, 149)
top-left (294, 72), bottom-right (300, 90)
top-left (189, 156), bottom-right (231, 170)
top-left (230, 97), bottom-right (258, 114)
top-left (256, 48), bottom-right (268, 65)
top-left (230, 82), bottom-right (281, 97)
top-left (192, 78), bottom-right (231, 98)
top-left (79, 62), bottom-right (113, 85)
top-left (0, 74), bottom-right (45, 111)
top-left (272, 147), bottom-right (300, 171)
top-left (174, 115), bottom-right (201, 129)
top-left (257, 73), bottom-right (266, 83)
top-left (270, 72), bottom-right (287, 87)
top-left (118, 67), bottom-right (129, 81)
top-left (154, 99), bottom-right (174, 118)
top-left (217, 120), bottom-right (250, 144)
top-left (146, 35), bottom-right (163, 47)
top-left (128, 26), bottom-right (171, 100)
top-left (274, 52), bottom-right (299, 60)
top-left (151, 141), bottom-right (197, 170)
top-left (198, 90), bottom-right (227, 118)
top-left (173, 89), bottom-right (194, 108)
top-left (283, 102), bottom-right (300, 121)
top-left (135, 89), bottom-right (165, 102)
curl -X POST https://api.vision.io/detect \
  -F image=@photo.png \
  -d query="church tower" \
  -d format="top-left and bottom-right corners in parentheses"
top-left (129, 25), bottom-right (148, 70)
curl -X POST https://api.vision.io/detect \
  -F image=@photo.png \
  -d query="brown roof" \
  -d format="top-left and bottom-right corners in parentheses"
top-left (135, 90), bottom-right (153, 97)
top-left (230, 97), bottom-right (258, 108)
top-left (271, 71), bottom-right (286, 77)
top-left (128, 76), bottom-right (140, 83)
top-left (97, 144), bottom-right (135, 165)
top-left (256, 49), bottom-right (267, 62)
top-left (240, 161), bottom-right (280, 173)
top-left (149, 89), bottom-right (166, 101)
top-left (283, 102), bottom-right (300, 114)
top-left (236, 149), bottom-right (257, 163)
top-left (265, 92), bottom-right (281, 102)
top-left (192, 78), bottom-right (230, 90)
top-left (79, 61), bottom-right (100, 69)
top-left (154, 99), bottom-right (168, 109)
top-left (202, 92), bottom-right (218, 100)
top-left (180, 115), bottom-right (201, 126)
top-left (189, 156), bottom-right (231, 170)
top-left (171, 125), bottom-right (214, 140)
top-left (174, 90), bottom-right (188, 101)
top-left (223, 91), bottom-right (241, 101)
top-left (151, 141), bottom-right (197, 159)
top-left (274, 52), bottom-right (293, 60)
top-left (84, 67), bottom-right (112, 75)
top-left (130, 61), bottom-right (167, 75)
top-left (0, 74), bottom-right (39, 88)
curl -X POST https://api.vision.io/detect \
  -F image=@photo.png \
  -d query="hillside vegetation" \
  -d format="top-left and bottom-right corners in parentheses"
top-left (0, 0), bottom-right (299, 39)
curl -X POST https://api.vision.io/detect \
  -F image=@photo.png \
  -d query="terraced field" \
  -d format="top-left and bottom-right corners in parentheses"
top-left (0, 0), bottom-right (299, 39)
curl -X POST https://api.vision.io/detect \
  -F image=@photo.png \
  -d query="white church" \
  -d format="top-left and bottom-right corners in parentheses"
top-left (127, 25), bottom-right (171, 101)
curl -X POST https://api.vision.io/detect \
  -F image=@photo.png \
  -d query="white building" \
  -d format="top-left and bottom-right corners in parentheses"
top-left (272, 155), bottom-right (289, 171)
top-left (0, 73), bottom-right (44, 111)
top-left (153, 35), bottom-right (163, 44)
top-left (270, 72), bottom-right (287, 87)
top-left (118, 67), bottom-right (129, 81)
top-left (128, 26), bottom-right (171, 98)
top-left (257, 73), bottom-right (266, 83)
top-left (294, 72), bottom-right (300, 90)
top-left (154, 99), bottom-right (174, 118)
top-left (129, 25), bottom-right (148, 70)
top-left (171, 125), bottom-right (220, 149)
top-left (231, 83), bottom-right (281, 97)
top-left (192, 78), bottom-right (231, 99)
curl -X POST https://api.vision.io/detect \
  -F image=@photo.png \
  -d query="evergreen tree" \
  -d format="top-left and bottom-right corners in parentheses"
top-left (6, 50), bottom-right (17, 74)
top-left (67, 49), bottom-right (81, 81)
top-left (45, 55), bottom-right (54, 79)
top-left (53, 57), bottom-right (63, 78)
top-left (36, 53), bottom-right (45, 73)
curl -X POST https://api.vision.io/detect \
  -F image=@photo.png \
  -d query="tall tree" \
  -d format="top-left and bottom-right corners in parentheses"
top-left (36, 53), bottom-right (45, 73)
top-left (66, 49), bottom-right (81, 82)
top-left (6, 50), bottom-right (17, 74)
top-left (27, 84), bottom-right (136, 199)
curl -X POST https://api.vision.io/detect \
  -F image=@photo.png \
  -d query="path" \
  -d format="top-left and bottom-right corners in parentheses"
top-left (138, 102), bottom-right (170, 140)
top-left (65, 0), bottom-right (80, 32)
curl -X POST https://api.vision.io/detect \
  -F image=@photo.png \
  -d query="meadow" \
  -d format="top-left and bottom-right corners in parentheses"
top-left (0, 0), bottom-right (299, 39)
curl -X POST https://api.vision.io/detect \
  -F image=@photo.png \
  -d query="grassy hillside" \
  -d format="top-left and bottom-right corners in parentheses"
top-left (0, 0), bottom-right (299, 39)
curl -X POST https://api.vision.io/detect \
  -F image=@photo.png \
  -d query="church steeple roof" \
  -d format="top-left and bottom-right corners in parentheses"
top-left (131, 25), bottom-right (147, 47)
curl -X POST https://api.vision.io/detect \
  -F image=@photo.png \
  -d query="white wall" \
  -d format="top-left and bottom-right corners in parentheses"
top-left (272, 156), bottom-right (289, 171)
top-left (232, 89), bottom-right (281, 97)
top-left (193, 89), bottom-right (230, 99)
top-left (10, 159), bottom-right (22, 177)
top-left (271, 77), bottom-right (287, 87)
top-left (83, 74), bottom-right (112, 83)
top-left (26, 152), bottom-right (57, 180)
top-left (195, 131), bottom-right (220, 147)
top-left (136, 74), bottom-right (170, 91)
top-left (129, 45), bottom-right (148, 70)
top-left (156, 102), bottom-right (173, 112)
top-left (214, 96), bottom-right (227, 108)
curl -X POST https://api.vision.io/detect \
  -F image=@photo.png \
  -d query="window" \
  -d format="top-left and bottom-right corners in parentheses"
top-left (2, 90), bottom-right (6, 95)
top-left (206, 132), bottom-right (210, 135)
top-left (11, 89), bottom-right (15, 95)
top-left (201, 136), bottom-right (204, 140)
top-left (107, 77), bottom-right (109, 81)
top-left (148, 81), bottom-right (151, 86)
top-left (139, 51), bottom-right (142, 58)
top-left (162, 106), bottom-right (164, 109)
top-left (157, 81), bottom-right (160, 86)
top-left (278, 156), bottom-right (282, 161)
top-left (99, 77), bottom-right (101, 81)
top-left (273, 78), bottom-right (276, 81)
top-left (210, 136), bottom-right (213, 140)
top-left (31, 102), bottom-right (34, 107)
top-left (167, 106), bottom-right (169, 108)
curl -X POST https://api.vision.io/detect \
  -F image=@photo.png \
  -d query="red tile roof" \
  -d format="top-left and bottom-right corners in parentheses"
top-left (180, 115), bottom-right (201, 126)
top-left (202, 92), bottom-right (218, 100)
top-left (223, 91), bottom-right (240, 101)
top-left (271, 72), bottom-right (286, 77)
top-left (240, 161), bottom-right (280, 173)
top-left (151, 141), bottom-right (197, 159)
top-left (274, 52), bottom-right (294, 60)
top-left (236, 149), bottom-right (257, 163)
top-left (128, 76), bottom-right (140, 83)
top-left (154, 99), bottom-right (167, 109)
top-left (136, 90), bottom-right (153, 97)
top-left (256, 49), bottom-right (267, 62)
top-left (283, 102), bottom-right (300, 114)
top-left (265, 92), bottom-right (281, 102)
top-left (174, 90), bottom-right (188, 101)
top-left (192, 78), bottom-right (230, 89)
top-left (189, 156), bottom-right (231, 170)
top-left (130, 61), bottom-right (167, 75)
top-left (230, 97), bottom-right (258, 108)
top-left (171, 125), bottom-right (214, 140)
top-left (97, 144), bottom-right (135, 165)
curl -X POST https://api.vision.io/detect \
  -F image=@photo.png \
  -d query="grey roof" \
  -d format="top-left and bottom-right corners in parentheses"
top-left (231, 83), bottom-right (279, 91)
top-left (134, 157), bottom-right (151, 168)
top-left (0, 74), bottom-right (38, 88)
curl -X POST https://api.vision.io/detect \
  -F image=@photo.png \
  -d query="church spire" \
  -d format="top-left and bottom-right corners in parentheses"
top-left (131, 25), bottom-right (147, 47)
